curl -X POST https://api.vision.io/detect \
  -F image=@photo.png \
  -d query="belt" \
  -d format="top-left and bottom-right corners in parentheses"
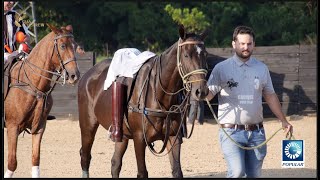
top-left (220, 122), bottom-right (263, 131)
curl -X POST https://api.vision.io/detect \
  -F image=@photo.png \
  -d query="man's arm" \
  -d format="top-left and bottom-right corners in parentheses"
top-left (263, 93), bottom-right (293, 135)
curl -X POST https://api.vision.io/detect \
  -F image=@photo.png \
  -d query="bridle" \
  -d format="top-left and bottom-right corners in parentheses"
top-left (177, 38), bottom-right (208, 92)
top-left (17, 33), bottom-right (77, 86)
top-left (8, 32), bottom-right (77, 99)
top-left (52, 33), bottom-right (77, 85)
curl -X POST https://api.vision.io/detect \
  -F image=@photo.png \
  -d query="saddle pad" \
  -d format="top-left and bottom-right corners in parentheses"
top-left (104, 48), bottom-right (156, 90)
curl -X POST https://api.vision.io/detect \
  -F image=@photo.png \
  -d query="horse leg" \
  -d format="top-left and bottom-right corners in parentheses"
top-left (79, 122), bottom-right (99, 178)
top-left (166, 136), bottom-right (183, 178)
top-left (4, 126), bottom-right (19, 178)
top-left (111, 138), bottom-right (129, 178)
top-left (31, 127), bottom-right (46, 178)
top-left (133, 138), bottom-right (148, 178)
top-left (30, 97), bottom-right (51, 178)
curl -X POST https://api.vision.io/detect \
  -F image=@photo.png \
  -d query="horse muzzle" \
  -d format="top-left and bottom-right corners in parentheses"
top-left (191, 83), bottom-right (209, 101)
top-left (66, 69), bottom-right (80, 84)
top-left (61, 58), bottom-right (81, 85)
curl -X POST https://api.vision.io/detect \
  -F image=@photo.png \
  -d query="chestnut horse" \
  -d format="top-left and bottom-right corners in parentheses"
top-left (78, 25), bottom-right (209, 178)
top-left (4, 24), bottom-right (80, 178)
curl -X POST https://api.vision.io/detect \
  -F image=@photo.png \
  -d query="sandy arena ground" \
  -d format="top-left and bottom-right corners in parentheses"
top-left (3, 115), bottom-right (317, 178)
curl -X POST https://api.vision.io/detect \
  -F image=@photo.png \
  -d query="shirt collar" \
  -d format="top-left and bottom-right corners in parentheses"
top-left (232, 54), bottom-right (255, 67)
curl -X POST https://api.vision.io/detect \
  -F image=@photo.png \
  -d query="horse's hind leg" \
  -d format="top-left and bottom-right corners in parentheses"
top-left (166, 136), bottom-right (183, 178)
top-left (79, 122), bottom-right (99, 178)
top-left (31, 127), bottom-right (46, 178)
top-left (111, 138), bottom-right (129, 178)
top-left (4, 126), bottom-right (19, 178)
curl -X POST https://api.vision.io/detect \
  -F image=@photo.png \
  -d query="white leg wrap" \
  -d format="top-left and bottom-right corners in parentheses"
top-left (31, 166), bottom-right (40, 178)
top-left (4, 170), bottom-right (14, 178)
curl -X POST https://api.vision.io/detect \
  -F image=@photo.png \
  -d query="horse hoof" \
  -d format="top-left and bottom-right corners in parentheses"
top-left (31, 166), bottom-right (40, 178)
top-left (4, 170), bottom-right (14, 178)
top-left (82, 171), bottom-right (89, 178)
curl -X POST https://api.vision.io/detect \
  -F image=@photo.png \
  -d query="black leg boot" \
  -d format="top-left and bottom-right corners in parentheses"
top-left (111, 81), bottom-right (125, 142)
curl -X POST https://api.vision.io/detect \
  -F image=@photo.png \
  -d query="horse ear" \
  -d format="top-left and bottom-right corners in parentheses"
top-left (200, 28), bottom-right (209, 40)
top-left (179, 24), bottom-right (186, 40)
top-left (65, 25), bottom-right (73, 33)
top-left (47, 23), bottom-right (62, 34)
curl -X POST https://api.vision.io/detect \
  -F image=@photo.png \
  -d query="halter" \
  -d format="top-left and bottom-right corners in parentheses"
top-left (177, 38), bottom-right (208, 92)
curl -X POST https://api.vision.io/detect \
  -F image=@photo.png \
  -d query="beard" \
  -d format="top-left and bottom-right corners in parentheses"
top-left (235, 50), bottom-right (252, 59)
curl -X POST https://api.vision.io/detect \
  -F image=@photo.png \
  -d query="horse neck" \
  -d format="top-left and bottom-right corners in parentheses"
top-left (153, 42), bottom-right (182, 106)
top-left (23, 32), bottom-right (56, 91)
top-left (159, 42), bottom-right (182, 91)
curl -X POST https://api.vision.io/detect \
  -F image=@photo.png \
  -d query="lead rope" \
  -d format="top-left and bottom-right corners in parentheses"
top-left (205, 98), bottom-right (295, 150)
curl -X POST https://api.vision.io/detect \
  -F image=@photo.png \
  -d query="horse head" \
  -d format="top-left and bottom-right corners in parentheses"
top-left (177, 25), bottom-right (209, 101)
top-left (47, 24), bottom-right (80, 84)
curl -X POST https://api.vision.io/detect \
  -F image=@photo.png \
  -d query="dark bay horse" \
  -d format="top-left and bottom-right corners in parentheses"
top-left (4, 24), bottom-right (80, 178)
top-left (78, 25), bottom-right (209, 178)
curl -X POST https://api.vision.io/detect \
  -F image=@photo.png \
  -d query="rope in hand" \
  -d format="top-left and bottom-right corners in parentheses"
top-left (205, 98), bottom-right (295, 150)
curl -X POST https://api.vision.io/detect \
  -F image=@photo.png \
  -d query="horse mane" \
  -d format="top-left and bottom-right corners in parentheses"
top-left (27, 32), bottom-right (56, 63)
top-left (162, 41), bottom-right (178, 55)
top-left (27, 26), bottom-right (74, 63)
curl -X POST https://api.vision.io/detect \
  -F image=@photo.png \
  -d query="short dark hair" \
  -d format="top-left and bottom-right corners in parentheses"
top-left (233, 26), bottom-right (255, 41)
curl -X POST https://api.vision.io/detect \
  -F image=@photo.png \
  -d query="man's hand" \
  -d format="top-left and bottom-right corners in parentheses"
top-left (281, 120), bottom-right (293, 138)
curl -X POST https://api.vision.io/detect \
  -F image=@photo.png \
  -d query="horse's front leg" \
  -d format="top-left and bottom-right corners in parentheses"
top-left (4, 126), bottom-right (19, 178)
top-left (166, 136), bottom-right (183, 178)
top-left (31, 126), bottom-right (46, 178)
top-left (111, 138), bottom-right (129, 178)
top-left (133, 137), bottom-right (148, 178)
top-left (30, 98), bottom-right (51, 178)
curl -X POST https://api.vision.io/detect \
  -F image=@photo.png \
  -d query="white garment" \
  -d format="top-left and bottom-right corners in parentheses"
top-left (4, 10), bottom-right (29, 52)
top-left (4, 51), bottom-right (18, 63)
top-left (6, 13), bottom-right (14, 51)
top-left (103, 48), bottom-right (156, 90)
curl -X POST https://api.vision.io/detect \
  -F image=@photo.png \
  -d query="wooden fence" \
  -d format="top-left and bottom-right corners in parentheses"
top-left (50, 45), bottom-right (317, 120)
top-left (49, 52), bottom-right (95, 120)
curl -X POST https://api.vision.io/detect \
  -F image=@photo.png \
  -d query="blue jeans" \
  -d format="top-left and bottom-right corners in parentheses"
top-left (219, 127), bottom-right (267, 178)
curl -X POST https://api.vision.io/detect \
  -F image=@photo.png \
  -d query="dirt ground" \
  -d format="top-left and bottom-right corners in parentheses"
top-left (3, 115), bottom-right (317, 178)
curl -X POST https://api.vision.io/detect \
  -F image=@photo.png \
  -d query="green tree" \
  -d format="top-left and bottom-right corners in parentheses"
top-left (31, 1), bottom-right (317, 54)
top-left (164, 4), bottom-right (210, 34)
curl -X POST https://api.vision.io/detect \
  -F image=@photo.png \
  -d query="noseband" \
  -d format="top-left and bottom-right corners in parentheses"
top-left (177, 38), bottom-right (208, 92)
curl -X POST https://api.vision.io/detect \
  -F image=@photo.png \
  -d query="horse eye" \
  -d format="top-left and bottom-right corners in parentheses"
top-left (60, 44), bottom-right (66, 50)
top-left (184, 54), bottom-right (189, 58)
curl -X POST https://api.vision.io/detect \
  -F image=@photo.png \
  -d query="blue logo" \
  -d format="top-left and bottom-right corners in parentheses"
top-left (282, 140), bottom-right (304, 168)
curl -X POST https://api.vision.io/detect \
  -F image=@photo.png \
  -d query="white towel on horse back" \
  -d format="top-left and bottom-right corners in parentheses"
top-left (104, 48), bottom-right (156, 90)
